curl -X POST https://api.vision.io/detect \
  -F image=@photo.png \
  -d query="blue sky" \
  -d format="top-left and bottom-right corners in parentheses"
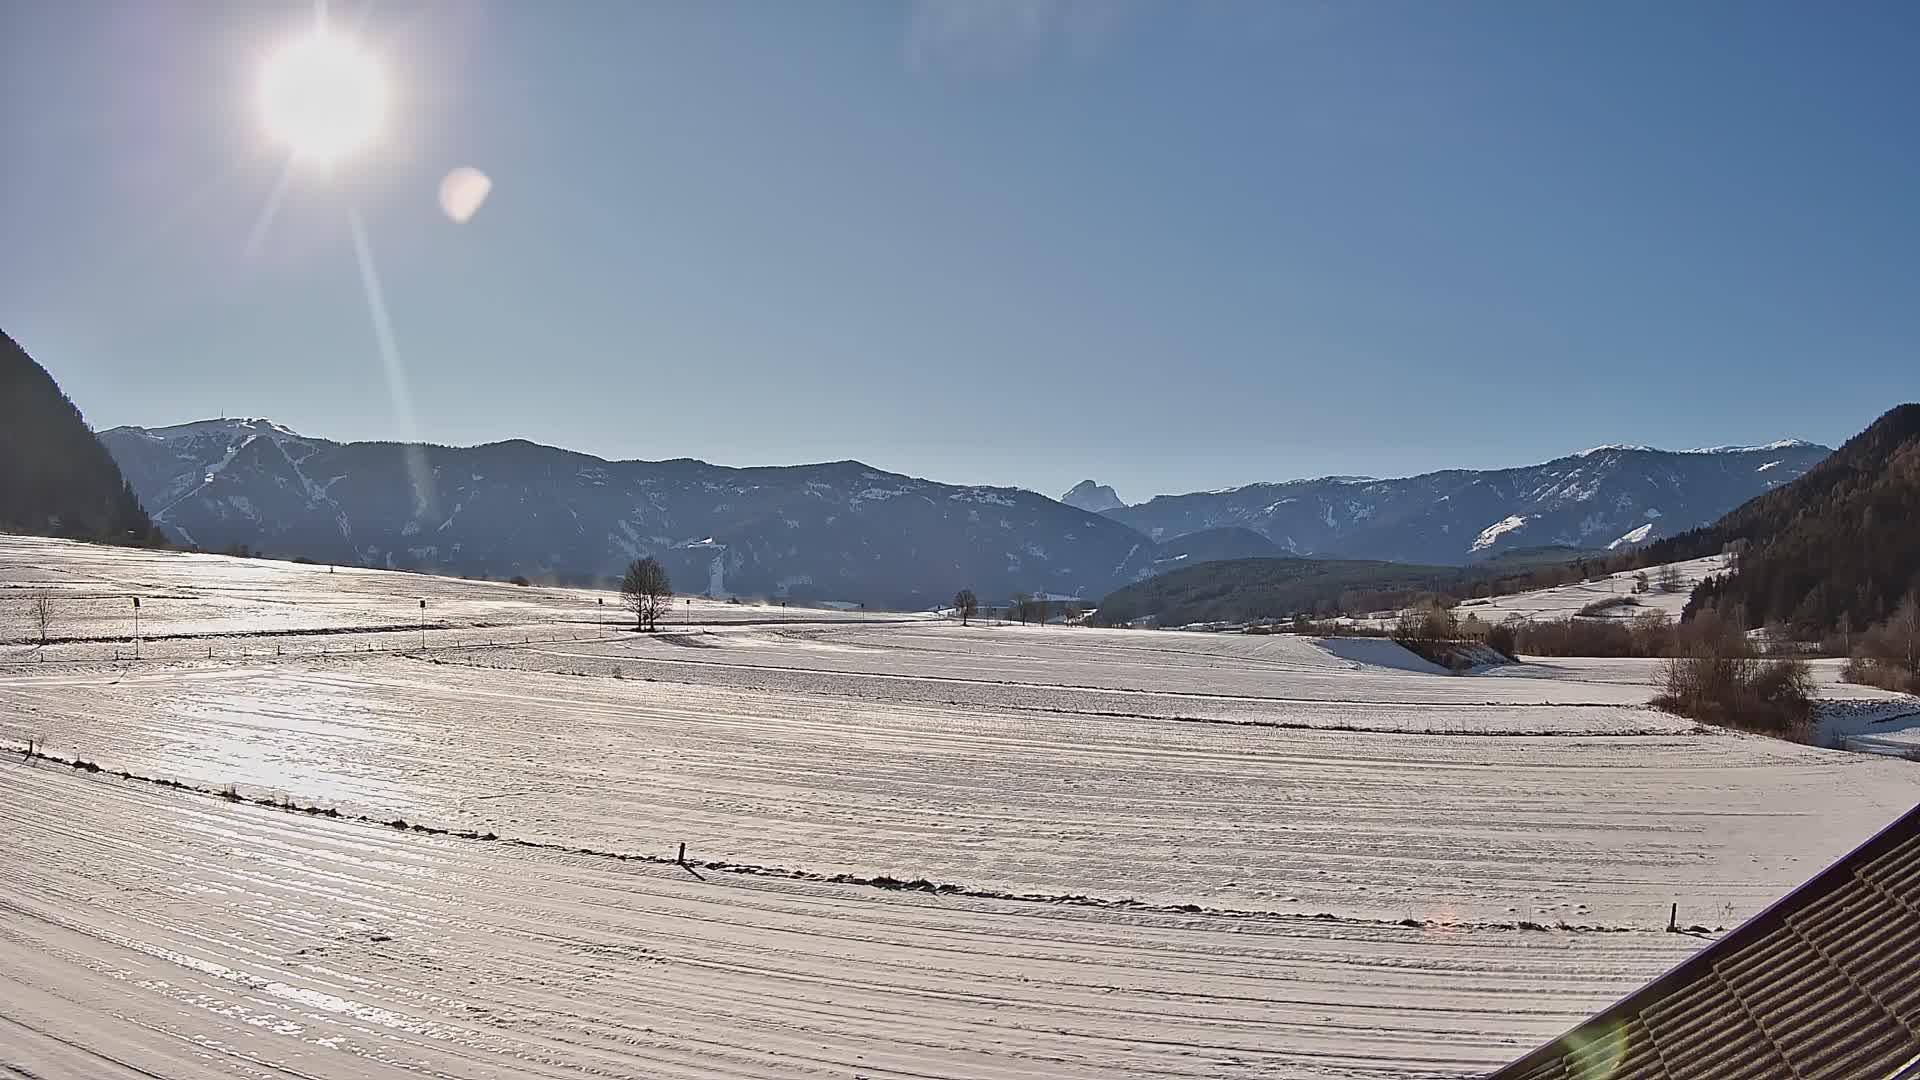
top-left (3, 1), bottom-right (1915, 502)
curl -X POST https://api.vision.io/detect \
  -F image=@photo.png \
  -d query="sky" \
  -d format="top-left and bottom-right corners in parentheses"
top-left (3, 1), bottom-right (1916, 503)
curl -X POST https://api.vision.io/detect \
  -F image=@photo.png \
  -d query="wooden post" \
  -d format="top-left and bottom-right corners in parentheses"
top-left (1668, 903), bottom-right (1678, 932)
top-left (677, 842), bottom-right (686, 865)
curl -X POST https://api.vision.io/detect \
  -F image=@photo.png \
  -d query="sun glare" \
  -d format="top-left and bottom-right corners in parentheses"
top-left (259, 33), bottom-right (387, 163)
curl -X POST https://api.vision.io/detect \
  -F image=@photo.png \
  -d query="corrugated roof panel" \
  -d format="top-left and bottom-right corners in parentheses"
top-left (1487, 803), bottom-right (1920, 1080)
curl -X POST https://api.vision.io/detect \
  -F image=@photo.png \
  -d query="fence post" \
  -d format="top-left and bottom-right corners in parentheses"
top-left (1668, 903), bottom-right (1678, 932)
top-left (677, 842), bottom-right (686, 865)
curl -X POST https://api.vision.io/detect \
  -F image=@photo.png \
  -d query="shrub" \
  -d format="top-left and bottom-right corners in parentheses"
top-left (1627, 611), bottom-right (1676, 657)
top-left (1394, 604), bottom-right (1456, 642)
top-left (1750, 656), bottom-right (1817, 708)
top-left (1513, 618), bottom-right (1634, 657)
top-left (1577, 596), bottom-right (1639, 617)
top-left (1484, 620), bottom-right (1518, 661)
top-left (1844, 656), bottom-right (1920, 694)
top-left (1844, 596), bottom-right (1920, 691)
top-left (1654, 647), bottom-right (1815, 741)
top-left (509, 575), bottom-right (531, 587)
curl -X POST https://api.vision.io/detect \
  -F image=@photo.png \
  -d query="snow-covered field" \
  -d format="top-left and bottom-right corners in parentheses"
top-left (3, 535), bottom-right (1918, 1078)
top-left (1454, 554), bottom-right (1730, 624)
top-left (0, 534), bottom-right (912, 662)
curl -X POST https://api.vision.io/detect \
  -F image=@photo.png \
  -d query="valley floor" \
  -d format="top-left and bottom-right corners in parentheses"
top-left (2, 536), bottom-right (1918, 1078)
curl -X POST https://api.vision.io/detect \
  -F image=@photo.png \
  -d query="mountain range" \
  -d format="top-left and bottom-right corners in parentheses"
top-left (1090, 440), bottom-right (1829, 566)
top-left (100, 419), bottom-right (1284, 607)
top-left (99, 418), bottom-right (1829, 606)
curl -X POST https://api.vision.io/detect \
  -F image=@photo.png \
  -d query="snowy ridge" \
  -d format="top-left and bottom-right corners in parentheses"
top-left (1681, 439), bottom-right (1816, 454)
top-left (1573, 444), bottom-right (1659, 456)
top-left (1108, 438), bottom-right (1830, 563)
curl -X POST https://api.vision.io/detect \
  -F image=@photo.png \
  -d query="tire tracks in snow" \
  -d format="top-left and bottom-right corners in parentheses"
top-left (6, 744), bottom-right (1681, 938)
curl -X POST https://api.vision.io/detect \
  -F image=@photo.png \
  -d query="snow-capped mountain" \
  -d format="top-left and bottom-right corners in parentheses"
top-left (101, 420), bottom-right (1194, 605)
top-left (101, 420), bottom-right (1834, 604)
top-left (1060, 480), bottom-right (1125, 514)
top-left (1103, 442), bottom-right (1831, 564)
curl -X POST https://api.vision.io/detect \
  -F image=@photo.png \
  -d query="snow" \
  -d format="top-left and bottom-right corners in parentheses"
top-left (0, 759), bottom-right (1718, 1080)
top-left (1818, 697), bottom-right (1920, 755)
top-left (3, 534), bottom-right (1918, 1078)
top-left (1757, 460), bottom-right (1782, 472)
top-left (1316, 636), bottom-right (1448, 674)
top-left (1607, 522), bottom-right (1656, 549)
top-left (1684, 439), bottom-right (1814, 454)
top-left (1470, 513), bottom-right (1530, 552)
top-left (1570, 439), bottom-right (1815, 457)
top-left (1457, 554), bottom-right (1729, 623)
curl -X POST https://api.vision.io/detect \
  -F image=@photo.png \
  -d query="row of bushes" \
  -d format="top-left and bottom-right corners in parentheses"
top-left (1844, 657), bottom-right (1920, 693)
top-left (1838, 595), bottom-right (1920, 694)
top-left (1656, 654), bottom-right (1817, 740)
top-left (1508, 612), bottom-right (1676, 657)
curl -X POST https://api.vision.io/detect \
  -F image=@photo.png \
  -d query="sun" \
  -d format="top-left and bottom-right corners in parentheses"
top-left (259, 32), bottom-right (387, 163)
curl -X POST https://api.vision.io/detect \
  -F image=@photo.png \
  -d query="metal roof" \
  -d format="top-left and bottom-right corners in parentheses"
top-left (1488, 802), bottom-right (1920, 1080)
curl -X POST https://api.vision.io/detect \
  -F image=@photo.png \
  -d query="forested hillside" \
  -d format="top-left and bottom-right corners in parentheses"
top-left (1091, 557), bottom-right (1463, 627)
top-left (0, 329), bottom-right (162, 545)
top-left (1650, 404), bottom-right (1920, 634)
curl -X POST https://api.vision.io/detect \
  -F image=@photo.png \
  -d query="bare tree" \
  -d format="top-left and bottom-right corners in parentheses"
top-left (1394, 602), bottom-right (1456, 642)
top-left (621, 557), bottom-right (673, 631)
top-left (28, 591), bottom-right (53, 645)
top-left (1655, 563), bottom-right (1685, 594)
top-left (953, 588), bottom-right (978, 626)
top-left (1010, 592), bottom-right (1030, 626)
top-left (1020, 595), bottom-right (1048, 625)
top-left (1863, 593), bottom-right (1920, 674)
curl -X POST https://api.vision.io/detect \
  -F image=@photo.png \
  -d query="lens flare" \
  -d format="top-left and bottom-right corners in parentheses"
top-left (1561, 1019), bottom-right (1632, 1080)
top-left (438, 167), bottom-right (493, 224)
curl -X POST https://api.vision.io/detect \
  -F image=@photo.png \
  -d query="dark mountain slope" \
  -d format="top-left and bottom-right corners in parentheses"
top-left (0, 329), bottom-right (162, 544)
top-left (1653, 404), bottom-right (1920, 632)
